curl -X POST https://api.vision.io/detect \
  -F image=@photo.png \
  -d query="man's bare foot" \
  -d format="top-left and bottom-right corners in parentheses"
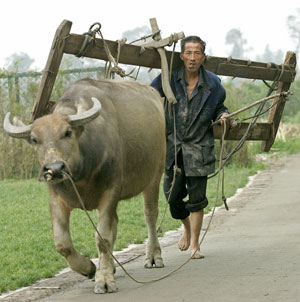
top-left (191, 247), bottom-right (205, 259)
top-left (178, 230), bottom-right (191, 251)
top-left (178, 217), bottom-right (191, 251)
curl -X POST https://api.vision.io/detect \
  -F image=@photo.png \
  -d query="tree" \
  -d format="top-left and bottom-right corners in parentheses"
top-left (255, 44), bottom-right (284, 64)
top-left (287, 8), bottom-right (300, 55)
top-left (225, 28), bottom-right (250, 59)
top-left (5, 52), bottom-right (34, 73)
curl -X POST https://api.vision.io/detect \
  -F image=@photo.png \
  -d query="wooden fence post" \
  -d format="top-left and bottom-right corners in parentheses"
top-left (261, 51), bottom-right (297, 151)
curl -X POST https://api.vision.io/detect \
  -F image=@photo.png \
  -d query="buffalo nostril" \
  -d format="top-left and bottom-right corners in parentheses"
top-left (42, 161), bottom-right (65, 180)
top-left (44, 161), bottom-right (65, 172)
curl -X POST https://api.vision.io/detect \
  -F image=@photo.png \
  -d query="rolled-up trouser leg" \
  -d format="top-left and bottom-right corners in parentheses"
top-left (185, 176), bottom-right (208, 212)
top-left (164, 153), bottom-right (189, 220)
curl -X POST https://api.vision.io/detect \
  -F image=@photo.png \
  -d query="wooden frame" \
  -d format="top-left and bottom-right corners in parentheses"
top-left (30, 20), bottom-right (297, 151)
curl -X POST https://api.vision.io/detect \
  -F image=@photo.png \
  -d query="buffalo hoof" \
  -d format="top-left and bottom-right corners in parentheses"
top-left (82, 260), bottom-right (96, 279)
top-left (144, 257), bottom-right (164, 268)
top-left (94, 282), bottom-right (118, 294)
top-left (94, 269), bottom-right (118, 294)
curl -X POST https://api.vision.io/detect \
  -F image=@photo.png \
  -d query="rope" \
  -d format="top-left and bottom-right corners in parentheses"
top-left (77, 22), bottom-right (136, 79)
top-left (157, 105), bottom-right (179, 233)
top-left (128, 30), bottom-right (161, 45)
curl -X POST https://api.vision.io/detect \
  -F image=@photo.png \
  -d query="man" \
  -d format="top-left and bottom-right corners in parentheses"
top-left (151, 36), bottom-right (229, 259)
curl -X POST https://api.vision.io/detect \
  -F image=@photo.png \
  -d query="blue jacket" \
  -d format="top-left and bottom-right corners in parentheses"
top-left (151, 65), bottom-right (228, 176)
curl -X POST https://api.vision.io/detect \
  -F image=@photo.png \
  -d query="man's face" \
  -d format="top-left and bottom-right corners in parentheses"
top-left (180, 42), bottom-right (205, 73)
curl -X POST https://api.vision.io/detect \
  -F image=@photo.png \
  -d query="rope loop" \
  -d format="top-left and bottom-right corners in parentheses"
top-left (77, 22), bottom-right (137, 79)
top-left (89, 22), bottom-right (101, 33)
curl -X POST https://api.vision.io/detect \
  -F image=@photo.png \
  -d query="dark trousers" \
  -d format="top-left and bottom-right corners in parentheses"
top-left (164, 151), bottom-right (208, 220)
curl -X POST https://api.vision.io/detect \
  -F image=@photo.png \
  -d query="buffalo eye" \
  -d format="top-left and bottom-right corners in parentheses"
top-left (64, 129), bottom-right (72, 138)
top-left (30, 136), bottom-right (39, 145)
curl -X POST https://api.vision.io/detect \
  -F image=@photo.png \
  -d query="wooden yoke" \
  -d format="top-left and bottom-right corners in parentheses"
top-left (31, 20), bottom-right (72, 122)
top-left (261, 51), bottom-right (297, 151)
top-left (29, 19), bottom-right (297, 151)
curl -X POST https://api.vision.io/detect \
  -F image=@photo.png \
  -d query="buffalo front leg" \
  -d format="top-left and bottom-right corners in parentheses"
top-left (50, 193), bottom-right (96, 278)
top-left (143, 178), bottom-right (164, 268)
top-left (94, 201), bottom-right (118, 294)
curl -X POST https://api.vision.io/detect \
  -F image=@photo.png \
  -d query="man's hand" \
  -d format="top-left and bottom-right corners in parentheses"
top-left (219, 112), bottom-right (231, 125)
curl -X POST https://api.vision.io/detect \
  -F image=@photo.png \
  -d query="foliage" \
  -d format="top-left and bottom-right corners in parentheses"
top-left (225, 28), bottom-right (252, 59)
top-left (268, 137), bottom-right (300, 155)
top-left (255, 44), bottom-right (284, 64)
top-left (4, 52), bottom-right (35, 73)
top-left (282, 77), bottom-right (300, 123)
top-left (286, 8), bottom-right (300, 55)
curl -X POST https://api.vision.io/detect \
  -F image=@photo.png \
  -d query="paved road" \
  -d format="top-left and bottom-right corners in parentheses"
top-left (3, 154), bottom-right (300, 302)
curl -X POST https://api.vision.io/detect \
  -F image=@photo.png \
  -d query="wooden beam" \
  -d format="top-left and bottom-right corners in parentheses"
top-left (213, 122), bottom-right (271, 141)
top-left (30, 20), bottom-right (73, 121)
top-left (63, 33), bottom-right (296, 82)
top-left (261, 51), bottom-right (297, 151)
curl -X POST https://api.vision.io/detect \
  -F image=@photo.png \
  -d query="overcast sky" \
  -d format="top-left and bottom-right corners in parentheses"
top-left (1, 0), bottom-right (299, 70)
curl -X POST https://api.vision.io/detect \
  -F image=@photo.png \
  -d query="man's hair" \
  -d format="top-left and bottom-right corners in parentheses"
top-left (180, 36), bottom-right (206, 54)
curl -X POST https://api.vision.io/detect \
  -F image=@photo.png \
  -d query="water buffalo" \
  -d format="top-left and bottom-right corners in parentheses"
top-left (3, 78), bottom-right (166, 293)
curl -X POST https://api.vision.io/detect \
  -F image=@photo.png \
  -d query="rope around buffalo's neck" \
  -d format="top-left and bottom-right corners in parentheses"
top-left (61, 126), bottom-right (226, 284)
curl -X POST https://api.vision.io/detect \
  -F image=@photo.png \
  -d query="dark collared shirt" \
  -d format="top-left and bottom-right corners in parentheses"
top-left (151, 65), bottom-right (228, 176)
top-left (176, 67), bottom-right (205, 139)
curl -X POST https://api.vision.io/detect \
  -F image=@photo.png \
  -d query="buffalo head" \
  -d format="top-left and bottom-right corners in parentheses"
top-left (3, 97), bottom-right (101, 183)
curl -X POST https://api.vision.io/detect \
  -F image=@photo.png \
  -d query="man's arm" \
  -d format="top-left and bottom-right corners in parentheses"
top-left (214, 85), bottom-right (230, 125)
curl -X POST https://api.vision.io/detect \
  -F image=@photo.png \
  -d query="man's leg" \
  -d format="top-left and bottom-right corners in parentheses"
top-left (164, 153), bottom-right (190, 251)
top-left (186, 176), bottom-right (208, 259)
top-left (189, 210), bottom-right (205, 258)
top-left (178, 216), bottom-right (191, 251)
top-left (164, 170), bottom-right (190, 251)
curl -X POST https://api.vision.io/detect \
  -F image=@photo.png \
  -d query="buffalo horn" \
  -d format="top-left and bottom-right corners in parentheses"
top-left (3, 112), bottom-right (32, 138)
top-left (68, 97), bottom-right (102, 127)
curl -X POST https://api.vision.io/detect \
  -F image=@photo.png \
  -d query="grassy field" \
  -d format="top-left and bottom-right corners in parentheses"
top-left (0, 137), bottom-right (298, 294)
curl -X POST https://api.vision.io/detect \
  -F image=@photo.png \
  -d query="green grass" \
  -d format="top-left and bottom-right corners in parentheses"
top-left (249, 137), bottom-right (300, 156)
top-left (270, 137), bottom-right (300, 155)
